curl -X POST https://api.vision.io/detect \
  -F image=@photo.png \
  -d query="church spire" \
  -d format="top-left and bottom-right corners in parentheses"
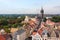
top-left (37, 7), bottom-right (44, 29)
top-left (40, 7), bottom-right (44, 19)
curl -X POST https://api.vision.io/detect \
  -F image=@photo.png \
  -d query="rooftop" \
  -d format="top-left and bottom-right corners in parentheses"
top-left (16, 29), bottom-right (26, 35)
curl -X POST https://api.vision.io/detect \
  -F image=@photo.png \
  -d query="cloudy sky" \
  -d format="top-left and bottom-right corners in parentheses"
top-left (0, 0), bottom-right (60, 14)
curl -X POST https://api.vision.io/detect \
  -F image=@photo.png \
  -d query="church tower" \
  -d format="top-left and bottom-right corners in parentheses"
top-left (40, 7), bottom-right (44, 22)
top-left (37, 7), bottom-right (44, 29)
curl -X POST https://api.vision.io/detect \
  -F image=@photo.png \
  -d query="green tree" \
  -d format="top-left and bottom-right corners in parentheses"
top-left (51, 16), bottom-right (60, 22)
top-left (1, 19), bottom-right (8, 25)
top-left (43, 17), bottom-right (47, 22)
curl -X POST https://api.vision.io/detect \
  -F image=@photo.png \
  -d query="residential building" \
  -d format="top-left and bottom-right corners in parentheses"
top-left (31, 32), bottom-right (42, 40)
top-left (0, 34), bottom-right (12, 40)
top-left (24, 16), bottom-right (29, 22)
top-left (13, 29), bottom-right (26, 40)
top-left (10, 28), bottom-right (18, 33)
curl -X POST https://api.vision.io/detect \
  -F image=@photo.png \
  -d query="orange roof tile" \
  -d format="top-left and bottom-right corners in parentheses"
top-left (32, 32), bottom-right (37, 35)
top-left (0, 35), bottom-right (6, 40)
top-left (38, 28), bottom-right (43, 35)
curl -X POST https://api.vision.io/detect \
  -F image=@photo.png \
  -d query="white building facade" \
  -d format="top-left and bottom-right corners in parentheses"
top-left (31, 33), bottom-right (42, 40)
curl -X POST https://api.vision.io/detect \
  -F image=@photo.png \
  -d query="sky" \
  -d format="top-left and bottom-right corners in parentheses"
top-left (0, 0), bottom-right (60, 14)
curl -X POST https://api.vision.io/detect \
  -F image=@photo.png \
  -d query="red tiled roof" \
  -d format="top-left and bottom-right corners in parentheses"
top-left (0, 35), bottom-right (6, 40)
top-left (32, 28), bottom-right (43, 36)
top-left (0, 34), bottom-right (11, 40)
top-left (46, 19), bottom-right (55, 25)
top-left (32, 32), bottom-right (37, 35)
top-left (38, 28), bottom-right (43, 35)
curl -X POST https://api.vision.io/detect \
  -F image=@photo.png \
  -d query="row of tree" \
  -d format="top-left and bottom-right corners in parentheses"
top-left (0, 16), bottom-right (25, 33)
top-left (44, 16), bottom-right (60, 22)
top-left (0, 16), bottom-right (25, 26)
top-left (51, 16), bottom-right (60, 22)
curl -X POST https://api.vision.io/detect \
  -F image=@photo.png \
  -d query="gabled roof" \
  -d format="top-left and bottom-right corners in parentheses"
top-left (16, 29), bottom-right (26, 35)
top-left (46, 19), bottom-right (55, 25)
top-left (0, 35), bottom-right (6, 40)
top-left (0, 34), bottom-right (11, 40)
top-left (32, 32), bottom-right (42, 38)
top-left (32, 32), bottom-right (37, 35)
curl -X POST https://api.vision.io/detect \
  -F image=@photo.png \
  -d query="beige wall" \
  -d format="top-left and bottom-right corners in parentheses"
top-left (58, 26), bottom-right (60, 30)
top-left (10, 28), bottom-right (18, 33)
top-left (17, 31), bottom-right (26, 40)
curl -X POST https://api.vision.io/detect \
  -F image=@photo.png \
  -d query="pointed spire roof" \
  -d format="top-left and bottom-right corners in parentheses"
top-left (40, 7), bottom-right (44, 14)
